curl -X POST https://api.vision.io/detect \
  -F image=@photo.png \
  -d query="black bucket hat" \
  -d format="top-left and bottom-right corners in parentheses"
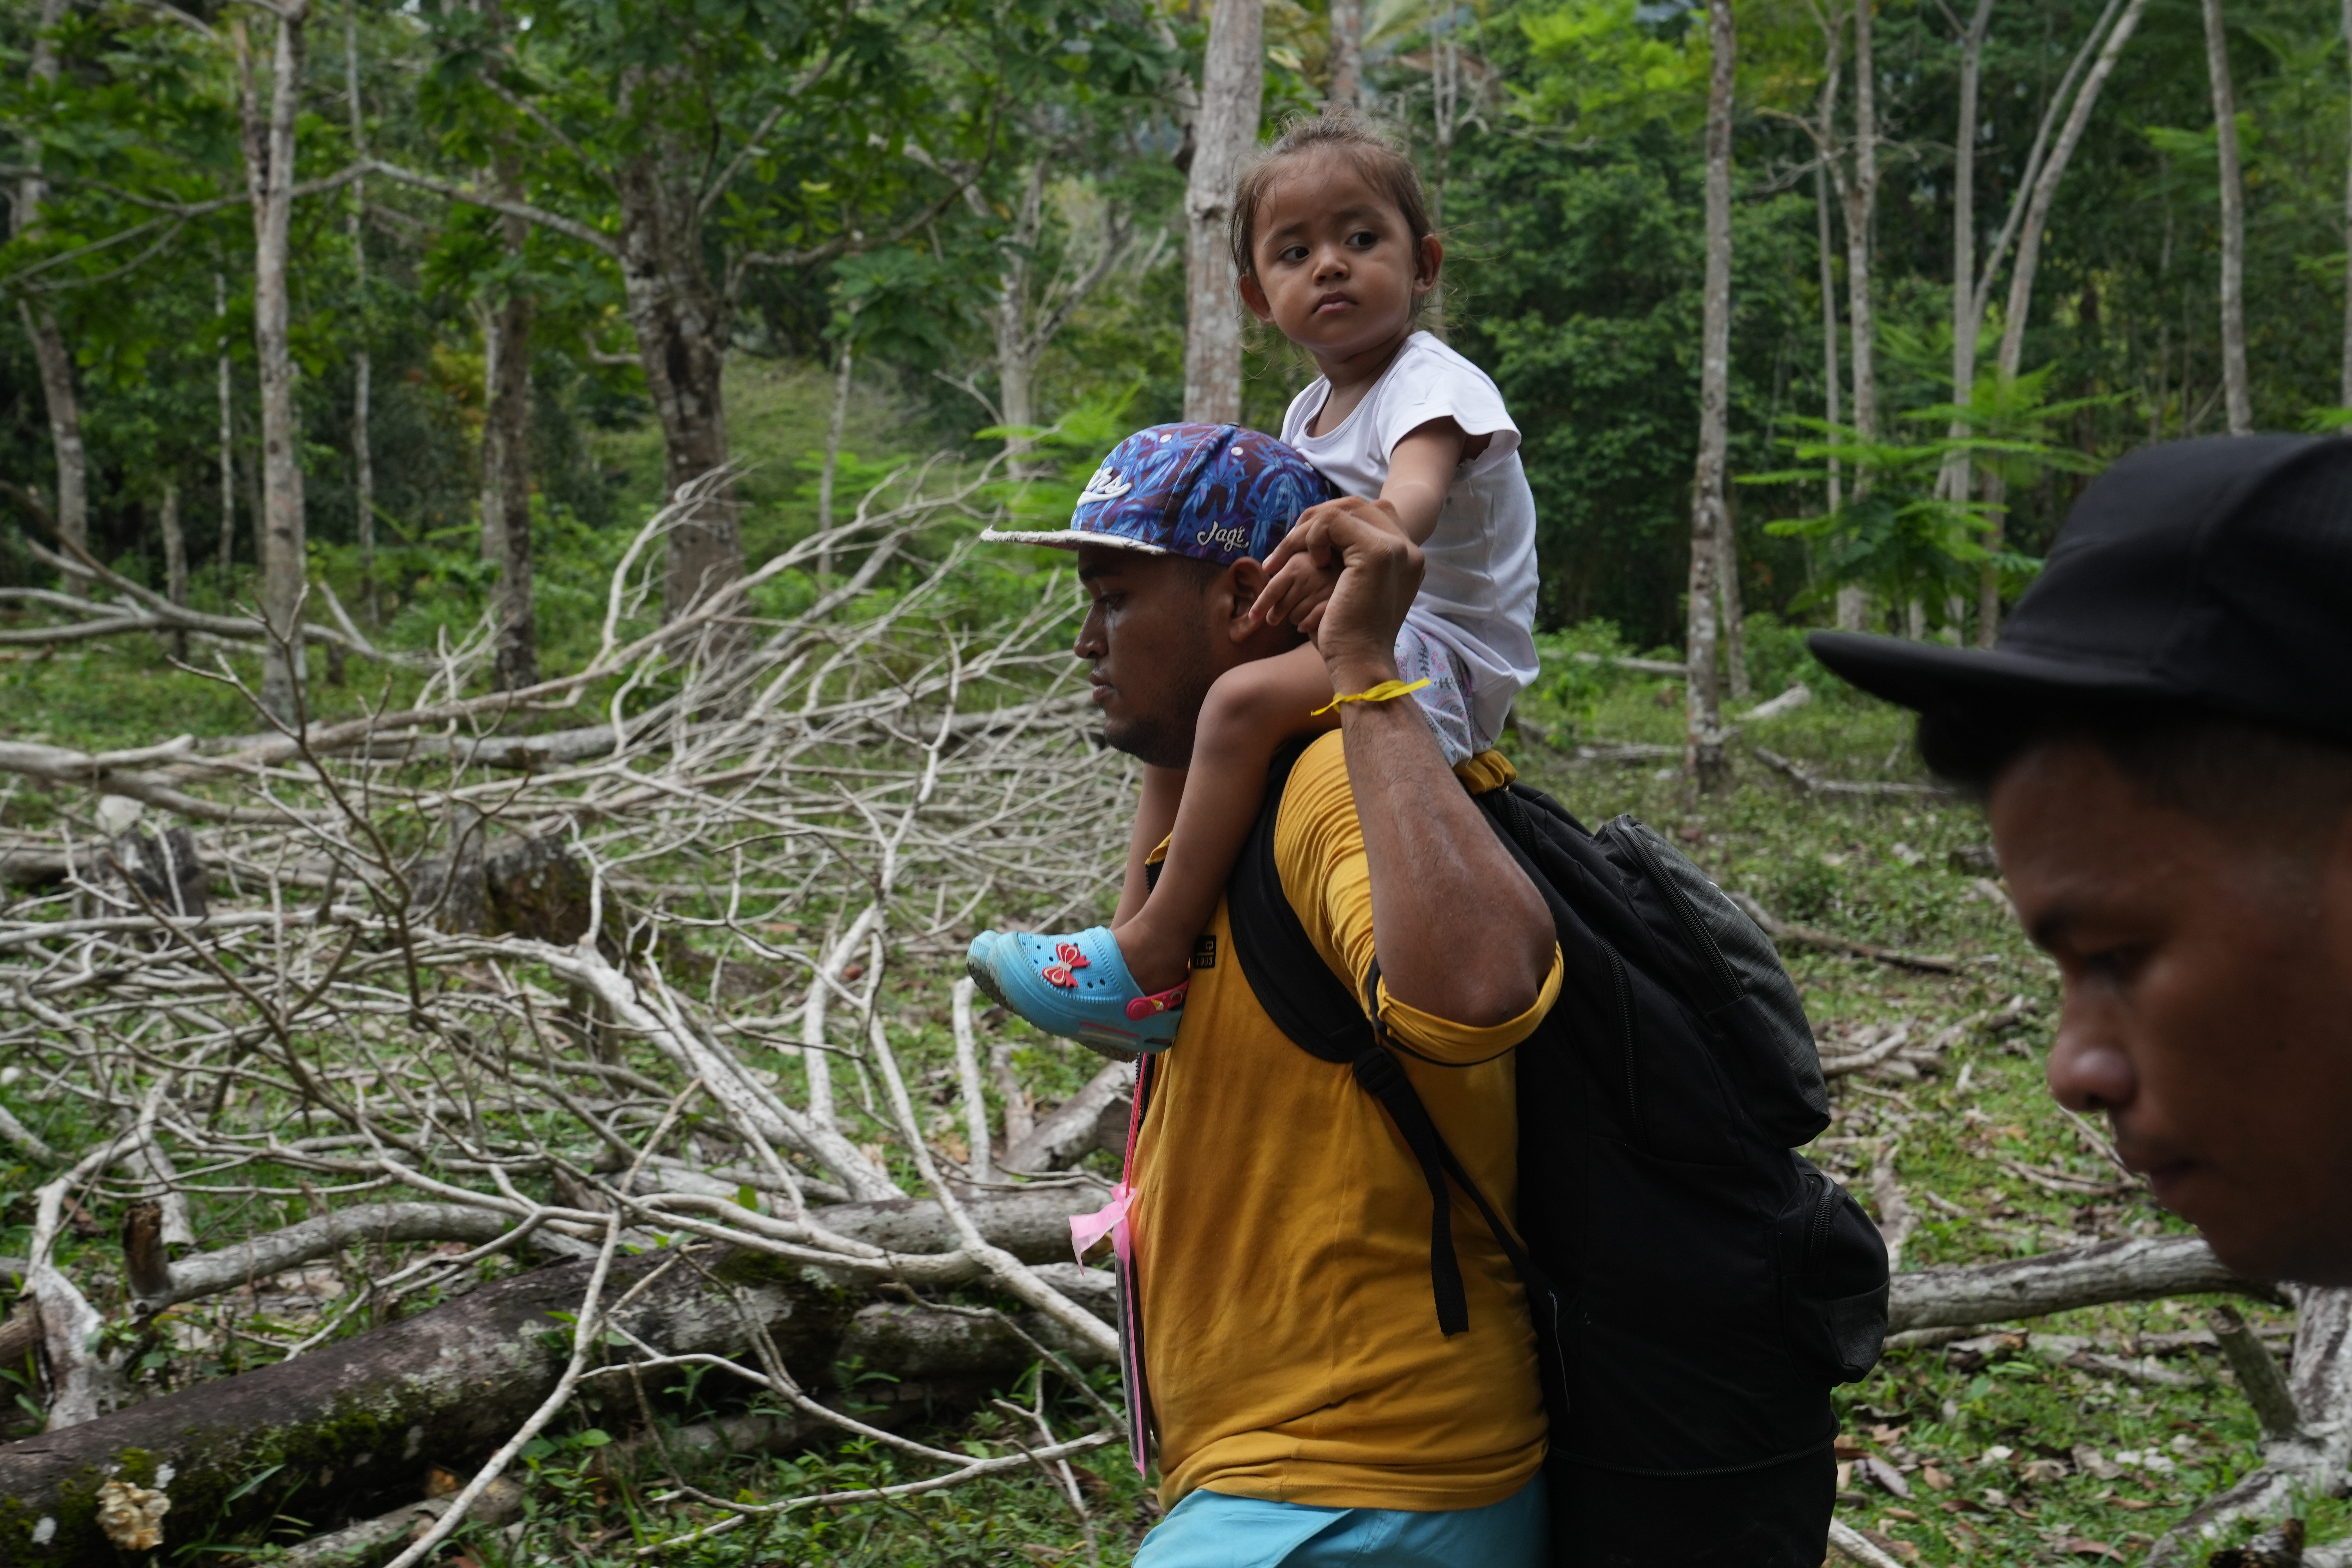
top-left (1809, 434), bottom-right (2352, 746)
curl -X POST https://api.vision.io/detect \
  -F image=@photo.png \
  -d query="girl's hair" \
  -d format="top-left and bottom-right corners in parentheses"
top-left (1228, 109), bottom-right (1434, 280)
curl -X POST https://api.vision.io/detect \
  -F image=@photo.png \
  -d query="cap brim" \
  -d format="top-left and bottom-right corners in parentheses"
top-left (976, 526), bottom-right (1167, 553)
top-left (1807, 631), bottom-right (2177, 714)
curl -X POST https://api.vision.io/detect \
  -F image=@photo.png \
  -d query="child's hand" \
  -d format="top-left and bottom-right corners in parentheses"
top-left (1255, 498), bottom-right (1408, 628)
top-left (1250, 549), bottom-right (1339, 630)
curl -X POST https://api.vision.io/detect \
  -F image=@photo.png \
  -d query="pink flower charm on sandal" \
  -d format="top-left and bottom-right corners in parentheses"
top-left (1056, 942), bottom-right (1090, 969)
top-left (1043, 964), bottom-right (1077, 988)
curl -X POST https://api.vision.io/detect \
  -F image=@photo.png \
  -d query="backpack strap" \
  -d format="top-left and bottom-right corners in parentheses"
top-left (1227, 738), bottom-right (1548, 1336)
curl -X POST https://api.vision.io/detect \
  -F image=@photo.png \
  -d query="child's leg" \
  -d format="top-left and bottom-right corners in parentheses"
top-left (1112, 642), bottom-right (1337, 993)
top-left (1114, 764), bottom-right (1186, 927)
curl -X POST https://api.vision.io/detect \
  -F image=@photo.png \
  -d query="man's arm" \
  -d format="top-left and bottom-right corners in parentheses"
top-left (1288, 498), bottom-right (1554, 1028)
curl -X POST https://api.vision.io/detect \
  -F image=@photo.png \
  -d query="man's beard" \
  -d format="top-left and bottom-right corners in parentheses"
top-left (1098, 643), bottom-right (1218, 770)
top-left (1104, 704), bottom-right (1201, 771)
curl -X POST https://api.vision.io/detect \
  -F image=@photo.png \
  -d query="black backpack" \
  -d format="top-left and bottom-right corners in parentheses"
top-left (1223, 739), bottom-right (1889, 1554)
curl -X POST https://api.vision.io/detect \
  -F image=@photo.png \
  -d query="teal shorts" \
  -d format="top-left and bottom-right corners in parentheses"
top-left (1132, 1474), bottom-right (1548, 1568)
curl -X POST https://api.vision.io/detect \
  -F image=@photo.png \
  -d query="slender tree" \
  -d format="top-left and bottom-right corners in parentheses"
top-left (232, 4), bottom-right (314, 722)
top-left (485, 201), bottom-right (536, 690)
top-left (1945, 0), bottom-right (1994, 643)
top-left (1329, 0), bottom-right (1364, 107)
top-left (15, 0), bottom-right (88, 588)
top-left (2201, 0), bottom-right (2251, 435)
top-left (216, 273), bottom-right (236, 581)
top-left (1834, 0), bottom-right (1879, 634)
top-left (990, 161), bottom-right (1132, 470)
top-left (344, 0), bottom-right (375, 623)
top-left (1813, 48), bottom-right (1844, 522)
top-left (1182, 0), bottom-right (1263, 424)
top-left (1980, 0), bottom-right (2151, 643)
top-left (159, 481), bottom-right (188, 661)
top-left (1686, 0), bottom-right (1734, 789)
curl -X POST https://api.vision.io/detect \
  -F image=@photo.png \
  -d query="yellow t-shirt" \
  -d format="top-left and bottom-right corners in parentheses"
top-left (1130, 732), bottom-right (1562, 1511)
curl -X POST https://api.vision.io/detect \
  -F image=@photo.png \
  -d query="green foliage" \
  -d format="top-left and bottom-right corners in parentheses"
top-left (1753, 370), bottom-right (2111, 612)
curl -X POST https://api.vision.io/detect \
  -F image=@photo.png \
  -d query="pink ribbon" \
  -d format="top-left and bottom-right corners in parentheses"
top-left (1069, 1181), bottom-right (1134, 1265)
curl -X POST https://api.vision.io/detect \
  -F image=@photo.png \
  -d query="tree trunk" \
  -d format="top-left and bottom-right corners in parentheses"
top-left (15, 0), bottom-right (87, 597)
top-left (1813, 52), bottom-right (1843, 521)
top-left (160, 483), bottom-right (188, 664)
top-left (1982, 0), bottom-right (2152, 645)
top-left (1685, 0), bottom-right (1734, 792)
top-left (480, 302), bottom-right (505, 567)
top-left (994, 165), bottom-right (1045, 470)
top-left (1993, 0), bottom-right (2151, 389)
top-left (1843, 0), bottom-right (1878, 454)
top-left (1717, 511), bottom-right (1749, 704)
top-left (819, 324), bottom-right (855, 541)
top-left (2202, 0), bottom-right (2251, 436)
top-left (1182, 0), bottom-right (1263, 425)
top-left (1328, 0), bottom-right (1363, 107)
top-left (614, 121), bottom-right (743, 621)
top-left (236, 9), bottom-right (312, 725)
top-left (18, 308), bottom-right (87, 583)
top-left (1949, 0), bottom-right (1995, 646)
top-left (988, 162), bottom-right (1128, 480)
top-left (0, 1195), bottom-right (1109, 1559)
top-left (1425, 1), bottom-right (1461, 333)
top-left (1832, 0), bottom-right (1878, 636)
top-left (345, 0), bottom-right (376, 624)
top-left (217, 274), bottom-right (237, 580)
top-left (486, 172), bottom-right (538, 691)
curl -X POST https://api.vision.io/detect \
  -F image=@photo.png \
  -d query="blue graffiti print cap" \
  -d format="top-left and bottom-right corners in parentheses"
top-left (979, 424), bottom-right (1332, 567)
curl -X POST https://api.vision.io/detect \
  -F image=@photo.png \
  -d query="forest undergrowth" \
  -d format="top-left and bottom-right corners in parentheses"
top-left (0, 595), bottom-right (2316, 1567)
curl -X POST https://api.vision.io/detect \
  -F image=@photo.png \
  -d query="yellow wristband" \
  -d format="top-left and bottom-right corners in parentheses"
top-left (1312, 677), bottom-right (1430, 717)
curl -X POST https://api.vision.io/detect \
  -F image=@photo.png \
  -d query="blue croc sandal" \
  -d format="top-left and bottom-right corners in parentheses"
top-left (964, 926), bottom-right (1186, 1056)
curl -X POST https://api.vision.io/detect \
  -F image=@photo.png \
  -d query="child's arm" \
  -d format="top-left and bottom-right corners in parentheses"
top-left (1378, 417), bottom-right (1489, 542)
top-left (1252, 419), bottom-right (1493, 629)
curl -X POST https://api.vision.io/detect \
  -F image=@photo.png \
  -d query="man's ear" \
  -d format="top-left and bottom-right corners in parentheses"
top-left (1238, 273), bottom-right (1275, 324)
top-left (1225, 558), bottom-right (1271, 642)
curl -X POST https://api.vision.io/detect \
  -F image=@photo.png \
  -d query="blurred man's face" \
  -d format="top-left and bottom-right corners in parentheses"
top-left (1993, 739), bottom-right (2352, 1282)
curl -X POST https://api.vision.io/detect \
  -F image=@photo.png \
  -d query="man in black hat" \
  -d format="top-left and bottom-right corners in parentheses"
top-left (1809, 435), bottom-right (2352, 1286)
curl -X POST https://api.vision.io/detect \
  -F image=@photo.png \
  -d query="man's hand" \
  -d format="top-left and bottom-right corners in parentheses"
top-left (1255, 497), bottom-right (1424, 688)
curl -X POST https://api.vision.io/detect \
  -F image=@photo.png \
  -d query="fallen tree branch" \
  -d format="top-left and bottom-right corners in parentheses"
top-left (1001, 1061), bottom-right (1129, 1174)
top-left (2147, 1287), bottom-right (2352, 1566)
top-left (1751, 745), bottom-right (1949, 798)
top-left (1728, 891), bottom-right (1965, 974)
top-left (1886, 1235), bottom-right (2271, 1333)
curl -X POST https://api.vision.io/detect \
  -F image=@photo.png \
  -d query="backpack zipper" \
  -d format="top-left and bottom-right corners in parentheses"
top-left (1805, 1168), bottom-right (1835, 1271)
top-left (1625, 823), bottom-right (1742, 1006)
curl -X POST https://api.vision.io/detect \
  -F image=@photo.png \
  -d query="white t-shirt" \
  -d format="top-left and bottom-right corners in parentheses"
top-left (1279, 331), bottom-right (1541, 749)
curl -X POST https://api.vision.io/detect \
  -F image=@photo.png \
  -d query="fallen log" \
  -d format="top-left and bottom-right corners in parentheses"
top-left (1000, 1062), bottom-right (1130, 1173)
top-left (0, 1232), bottom-right (1112, 1564)
top-left (1886, 1235), bottom-right (2271, 1333)
top-left (0, 1184), bottom-right (1107, 1560)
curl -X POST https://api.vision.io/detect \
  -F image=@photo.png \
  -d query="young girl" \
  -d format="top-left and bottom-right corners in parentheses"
top-left (969, 110), bottom-right (1540, 1054)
